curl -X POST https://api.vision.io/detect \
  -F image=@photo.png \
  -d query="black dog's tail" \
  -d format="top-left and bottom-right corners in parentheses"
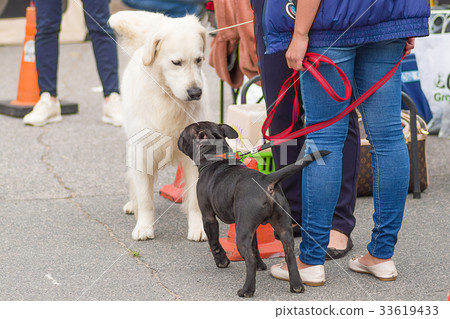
top-left (263, 150), bottom-right (331, 185)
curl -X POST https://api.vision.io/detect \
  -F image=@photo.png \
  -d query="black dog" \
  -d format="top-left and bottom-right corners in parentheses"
top-left (178, 121), bottom-right (329, 297)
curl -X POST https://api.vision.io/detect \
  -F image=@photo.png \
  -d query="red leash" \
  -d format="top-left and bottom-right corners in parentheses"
top-left (252, 50), bottom-right (407, 154)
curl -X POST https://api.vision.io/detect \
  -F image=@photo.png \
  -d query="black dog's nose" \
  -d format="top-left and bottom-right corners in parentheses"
top-left (187, 87), bottom-right (202, 100)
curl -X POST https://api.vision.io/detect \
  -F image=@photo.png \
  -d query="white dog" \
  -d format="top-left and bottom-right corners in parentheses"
top-left (109, 11), bottom-right (208, 241)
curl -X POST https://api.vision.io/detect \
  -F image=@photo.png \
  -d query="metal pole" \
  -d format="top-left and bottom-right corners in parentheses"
top-left (402, 92), bottom-right (421, 199)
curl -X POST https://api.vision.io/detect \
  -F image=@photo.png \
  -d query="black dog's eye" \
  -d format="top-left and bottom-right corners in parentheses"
top-left (172, 60), bottom-right (182, 66)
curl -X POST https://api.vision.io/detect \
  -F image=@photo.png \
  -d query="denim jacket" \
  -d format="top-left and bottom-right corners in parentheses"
top-left (263, 0), bottom-right (430, 54)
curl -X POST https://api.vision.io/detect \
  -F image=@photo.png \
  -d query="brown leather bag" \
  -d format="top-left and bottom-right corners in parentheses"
top-left (356, 110), bottom-right (429, 196)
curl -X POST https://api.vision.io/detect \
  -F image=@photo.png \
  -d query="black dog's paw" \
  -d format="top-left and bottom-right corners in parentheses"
top-left (215, 256), bottom-right (230, 268)
top-left (290, 284), bottom-right (305, 293)
top-left (256, 259), bottom-right (267, 271)
top-left (237, 288), bottom-right (254, 298)
top-left (213, 248), bottom-right (230, 268)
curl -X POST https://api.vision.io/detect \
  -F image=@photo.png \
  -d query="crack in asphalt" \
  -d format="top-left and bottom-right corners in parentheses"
top-left (37, 127), bottom-right (75, 199)
top-left (36, 127), bottom-right (181, 301)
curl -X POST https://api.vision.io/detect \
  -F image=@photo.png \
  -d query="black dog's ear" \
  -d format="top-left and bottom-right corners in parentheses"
top-left (219, 124), bottom-right (238, 139)
top-left (177, 134), bottom-right (188, 156)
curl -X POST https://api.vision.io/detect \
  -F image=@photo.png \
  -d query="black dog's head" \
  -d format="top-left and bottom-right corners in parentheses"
top-left (178, 121), bottom-right (238, 164)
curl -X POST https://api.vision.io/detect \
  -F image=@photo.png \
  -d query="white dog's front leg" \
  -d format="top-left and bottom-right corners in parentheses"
top-left (131, 170), bottom-right (156, 240)
top-left (181, 157), bottom-right (207, 242)
top-left (123, 170), bottom-right (137, 217)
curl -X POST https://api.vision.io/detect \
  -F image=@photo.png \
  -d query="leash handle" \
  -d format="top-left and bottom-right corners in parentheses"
top-left (260, 51), bottom-right (407, 150)
top-left (302, 53), bottom-right (352, 102)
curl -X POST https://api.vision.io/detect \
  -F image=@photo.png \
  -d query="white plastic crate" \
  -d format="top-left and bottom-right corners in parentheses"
top-left (225, 103), bottom-right (267, 152)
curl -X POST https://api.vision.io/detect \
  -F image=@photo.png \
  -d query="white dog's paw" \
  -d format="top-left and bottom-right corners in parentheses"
top-left (123, 201), bottom-right (134, 215)
top-left (187, 226), bottom-right (207, 242)
top-left (132, 223), bottom-right (155, 241)
top-left (187, 212), bottom-right (207, 242)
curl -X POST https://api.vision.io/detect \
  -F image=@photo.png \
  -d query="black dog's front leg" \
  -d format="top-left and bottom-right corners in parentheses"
top-left (203, 215), bottom-right (230, 268)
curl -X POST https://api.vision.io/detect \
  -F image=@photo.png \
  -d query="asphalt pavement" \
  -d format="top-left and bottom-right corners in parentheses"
top-left (0, 37), bottom-right (449, 303)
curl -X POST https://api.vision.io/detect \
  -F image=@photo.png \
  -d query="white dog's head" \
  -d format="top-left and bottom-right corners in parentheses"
top-left (142, 15), bottom-right (207, 102)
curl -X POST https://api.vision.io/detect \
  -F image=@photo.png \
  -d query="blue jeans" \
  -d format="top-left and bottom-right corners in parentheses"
top-left (300, 39), bottom-right (410, 265)
top-left (35, 0), bottom-right (119, 97)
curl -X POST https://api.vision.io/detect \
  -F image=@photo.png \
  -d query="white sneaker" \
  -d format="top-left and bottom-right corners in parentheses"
top-left (23, 92), bottom-right (62, 126)
top-left (102, 92), bottom-right (122, 126)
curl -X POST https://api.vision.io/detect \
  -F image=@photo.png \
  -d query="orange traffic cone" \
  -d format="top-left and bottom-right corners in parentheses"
top-left (242, 156), bottom-right (259, 170)
top-left (11, 6), bottom-right (40, 107)
top-left (219, 157), bottom-right (285, 261)
top-left (0, 5), bottom-right (77, 117)
top-left (159, 163), bottom-right (185, 203)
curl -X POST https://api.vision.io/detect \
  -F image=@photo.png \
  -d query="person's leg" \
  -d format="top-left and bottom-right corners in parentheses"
top-left (34, 0), bottom-right (62, 97)
top-left (83, 0), bottom-right (119, 96)
top-left (327, 109), bottom-right (359, 250)
top-left (24, 0), bottom-right (62, 126)
top-left (252, 0), bottom-right (304, 225)
top-left (257, 54), bottom-right (305, 225)
top-left (299, 46), bottom-right (356, 266)
top-left (83, 0), bottom-right (121, 126)
top-left (354, 39), bottom-right (409, 265)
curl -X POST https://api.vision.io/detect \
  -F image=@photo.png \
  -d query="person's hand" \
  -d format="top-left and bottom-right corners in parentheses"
top-left (285, 33), bottom-right (309, 71)
top-left (405, 37), bottom-right (415, 55)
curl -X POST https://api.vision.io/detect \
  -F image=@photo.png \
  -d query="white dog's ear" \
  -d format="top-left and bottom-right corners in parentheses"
top-left (142, 34), bottom-right (162, 66)
top-left (200, 29), bottom-right (207, 53)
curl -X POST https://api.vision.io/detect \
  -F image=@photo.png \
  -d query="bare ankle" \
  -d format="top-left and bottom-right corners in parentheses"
top-left (359, 253), bottom-right (391, 266)
top-left (328, 229), bottom-right (349, 249)
top-left (296, 257), bottom-right (315, 269)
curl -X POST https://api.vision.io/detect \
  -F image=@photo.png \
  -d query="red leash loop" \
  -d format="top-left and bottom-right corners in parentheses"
top-left (302, 52), bottom-right (352, 102)
top-left (260, 51), bottom-right (407, 151)
top-left (261, 70), bottom-right (301, 141)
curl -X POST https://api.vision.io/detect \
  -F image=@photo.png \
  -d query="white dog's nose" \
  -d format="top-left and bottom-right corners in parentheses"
top-left (187, 87), bottom-right (202, 100)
